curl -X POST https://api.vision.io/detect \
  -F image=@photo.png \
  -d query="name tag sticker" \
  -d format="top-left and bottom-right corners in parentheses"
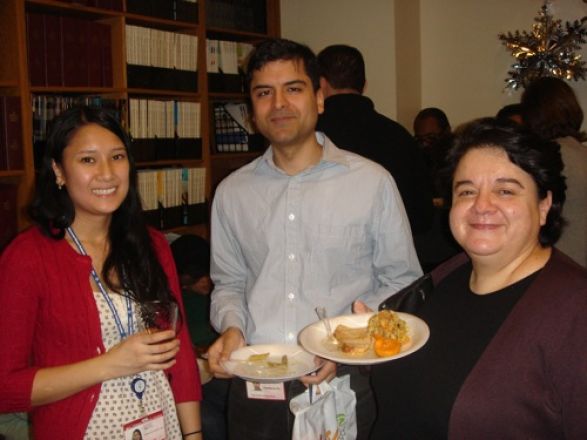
top-left (246, 381), bottom-right (286, 400)
top-left (123, 410), bottom-right (166, 440)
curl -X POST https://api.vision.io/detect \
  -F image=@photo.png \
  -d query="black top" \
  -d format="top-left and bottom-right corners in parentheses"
top-left (317, 94), bottom-right (433, 234)
top-left (370, 263), bottom-right (539, 439)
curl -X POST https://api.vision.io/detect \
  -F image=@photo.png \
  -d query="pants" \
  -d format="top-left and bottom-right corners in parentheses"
top-left (227, 365), bottom-right (375, 440)
top-left (202, 378), bottom-right (230, 440)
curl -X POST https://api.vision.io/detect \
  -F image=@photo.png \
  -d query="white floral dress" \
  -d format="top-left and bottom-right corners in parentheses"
top-left (84, 292), bottom-right (182, 440)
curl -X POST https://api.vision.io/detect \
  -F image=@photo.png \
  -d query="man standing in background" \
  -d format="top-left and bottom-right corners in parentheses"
top-left (317, 44), bottom-right (434, 236)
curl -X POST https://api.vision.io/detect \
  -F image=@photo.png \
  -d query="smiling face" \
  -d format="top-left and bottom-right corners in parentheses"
top-left (449, 147), bottom-right (552, 263)
top-left (52, 123), bottom-right (130, 225)
top-left (249, 59), bottom-right (324, 151)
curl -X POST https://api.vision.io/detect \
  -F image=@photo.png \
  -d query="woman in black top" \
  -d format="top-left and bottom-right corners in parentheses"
top-left (363, 118), bottom-right (587, 439)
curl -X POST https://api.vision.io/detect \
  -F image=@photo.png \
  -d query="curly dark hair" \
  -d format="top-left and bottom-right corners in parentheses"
top-left (440, 117), bottom-right (567, 247)
top-left (317, 44), bottom-right (366, 93)
top-left (521, 77), bottom-right (584, 141)
top-left (245, 38), bottom-right (320, 92)
top-left (29, 106), bottom-right (174, 305)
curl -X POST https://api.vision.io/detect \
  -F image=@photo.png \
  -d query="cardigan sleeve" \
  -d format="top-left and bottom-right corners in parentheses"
top-left (0, 232), bottom-right (43, 412)
top-left (149, 229), bottom-right (202, 402)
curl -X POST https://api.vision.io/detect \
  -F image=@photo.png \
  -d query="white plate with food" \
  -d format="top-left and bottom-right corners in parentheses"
top-left (222, 344), bottom-right (323, 382)
top-left (298, 311), bottom-right (430, 365)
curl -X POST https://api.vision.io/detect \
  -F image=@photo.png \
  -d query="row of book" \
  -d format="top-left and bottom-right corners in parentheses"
top-left (129, 99), bottom-right (201, 162)
top-left (138, 167), bottom-right (206, 228)
top-left (206, 40), bottom-right (254, 74)
top-left (126, 25), bottom-right (198, 91)
top-left (0, 96), bottom-right (23, 171)
top-left (126, 25), bottom-right (198, 72)
top-left (213, 102), bottom-right (262, 153)
top-left (127, 0), bottom-right (198, 22)
top-left (206, 0), bottom-right (267, 33)
top-left (53, 0), bottom-right (123, 10)
top-left (129, 99), bottom-right (201, 141)
top-left (26, 13), bottom-right (113, 88)
top-left (32, 95), bottom-right (124, 167)
top-left (50, 0), bottom-right (197, 19)
top-left (0, 184), bottom-right (18, 250)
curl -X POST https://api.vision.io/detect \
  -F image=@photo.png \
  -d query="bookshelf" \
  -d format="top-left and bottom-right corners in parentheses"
top-left (0, 0), bottom-right (280, 248)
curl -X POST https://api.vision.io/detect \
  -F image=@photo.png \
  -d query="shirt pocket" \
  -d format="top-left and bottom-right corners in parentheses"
top-left (305, 223), bottom-right (371, 297)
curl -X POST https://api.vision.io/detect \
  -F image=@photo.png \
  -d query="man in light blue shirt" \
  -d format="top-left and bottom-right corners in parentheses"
top-left (207, 38), bottom-right (422, 440)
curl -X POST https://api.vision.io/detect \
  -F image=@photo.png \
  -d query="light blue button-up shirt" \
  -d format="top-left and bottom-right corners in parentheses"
top-left (210, 133), bottom-right (422, 344)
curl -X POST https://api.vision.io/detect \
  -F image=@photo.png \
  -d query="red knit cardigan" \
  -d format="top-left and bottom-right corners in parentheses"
top-left (0, 227), bottom-right (201, 440)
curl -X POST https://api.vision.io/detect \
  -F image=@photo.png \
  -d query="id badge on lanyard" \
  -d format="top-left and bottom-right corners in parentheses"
top-left (67, 227), bottom-right (163, 432)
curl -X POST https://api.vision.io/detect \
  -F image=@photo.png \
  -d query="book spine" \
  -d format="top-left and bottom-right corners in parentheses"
top-left (44, 15), bottom-right (63, 87)
top-left (3, 97), bottom-right (23, 170)
top-left (26, 13), bottom-right (47, 86)
top-left (0, 184), bottom-right (18, 250)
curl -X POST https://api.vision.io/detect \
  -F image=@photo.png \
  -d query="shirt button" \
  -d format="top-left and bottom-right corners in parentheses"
top-left (288, 213), bottom-right (295, 221)
top-left (288, 253), bottom-right (295, 261)
top-left (288, 332), bottom-right (295, 340)
top-left (288, 292), bottom-right (295, 301)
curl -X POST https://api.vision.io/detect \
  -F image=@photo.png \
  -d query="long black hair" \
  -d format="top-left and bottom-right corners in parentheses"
top-left (29, 106), bottom-right (174, 305)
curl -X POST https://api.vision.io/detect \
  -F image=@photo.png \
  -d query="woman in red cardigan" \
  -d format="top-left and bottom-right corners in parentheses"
top-left (0, 107), bottom-right (202, 439)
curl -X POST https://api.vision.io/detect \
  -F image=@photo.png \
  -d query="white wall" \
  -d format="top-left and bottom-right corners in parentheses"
top-left (419, 0), bottom-right (587, 129)
top-left (280, 0), bottom-right (587, 132)
top-left (280, 0), bottom-right (397, 119)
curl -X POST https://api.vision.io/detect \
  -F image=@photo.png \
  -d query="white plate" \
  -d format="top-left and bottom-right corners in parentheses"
top-left (298, 312), bottom-right (430, 365)
top-left (222, 344), bottom-right (323, 382)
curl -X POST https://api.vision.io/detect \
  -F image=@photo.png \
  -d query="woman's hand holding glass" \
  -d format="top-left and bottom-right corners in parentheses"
top-left (103, 302), bottom-right (181, 379)
top-left (104, 329), bottom-right (180, 379)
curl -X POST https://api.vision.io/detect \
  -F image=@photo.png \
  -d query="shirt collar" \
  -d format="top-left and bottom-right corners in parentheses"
top-left (256, 132), bottom-right (350, 174)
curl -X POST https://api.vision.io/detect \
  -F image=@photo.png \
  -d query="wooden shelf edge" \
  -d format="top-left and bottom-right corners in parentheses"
top-left (31, 86), bottom-right (126, 94)
top-left (0, 170), bottom-right (25, 178)
top-left (0, 81), bottom-right (19, 88)
top-left (127, 88), bottom-right (200, 99)
top-left (136, 159), bottom-right (205, 167)
top-left (125, 12), bottom-right (198, 31)
top-left (206, 26), bottom-right (269, 40)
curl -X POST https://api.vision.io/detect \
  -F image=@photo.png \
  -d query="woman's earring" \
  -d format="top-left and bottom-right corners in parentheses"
top-left (56, 181), bottom-right (64, 190)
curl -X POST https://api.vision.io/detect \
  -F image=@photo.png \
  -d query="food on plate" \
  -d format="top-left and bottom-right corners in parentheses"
top-left (332, 310), bottom-right (409, 358)
top-left (368, 310), bottom-right (409, 344)
top-left (248, 353), bottom-right (270, 362)
top-left (333, 324), bottom-right (372, 355)
top-left (246, 353), bottom-right (289, 369)
top-left (373, 336), bottom-right (402, 357)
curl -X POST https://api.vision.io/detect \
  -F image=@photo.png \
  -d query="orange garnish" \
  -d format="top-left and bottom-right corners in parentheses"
top-left (374, 337), bottom-right (401, 357)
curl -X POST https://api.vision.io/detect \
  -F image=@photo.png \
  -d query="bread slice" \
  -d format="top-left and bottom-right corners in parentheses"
top-left (333, 324), bottom-right (372, 356)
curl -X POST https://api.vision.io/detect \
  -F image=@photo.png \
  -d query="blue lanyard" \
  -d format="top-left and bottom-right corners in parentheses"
top-left (66, 227), bottom-right (134, 339)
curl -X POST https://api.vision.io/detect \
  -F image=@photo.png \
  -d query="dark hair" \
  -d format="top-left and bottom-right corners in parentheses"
top-left (317, 44), bottom-right (366, 93)
top-left (413, 107), bottom-right (451, 133)
top-left (521, 77), bottom-right (584, 141)
top-left (496, 103), bottom-right (523, 122)
top-left (246, 38), bottom-right (320, 92)
top-left (29, 106), bottom-right (174, 305)
top-left (441, 117), bottom-right (566, 247)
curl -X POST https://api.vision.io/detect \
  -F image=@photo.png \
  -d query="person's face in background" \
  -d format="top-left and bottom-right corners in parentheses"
top-left (507, 113), bottom-right (523, 125)
top-left (52, 123), bottom-right (130, 224)
top-left (414, 116), bottom-right (444, 148)
top-left (180, 274), bottom-right (213, 296)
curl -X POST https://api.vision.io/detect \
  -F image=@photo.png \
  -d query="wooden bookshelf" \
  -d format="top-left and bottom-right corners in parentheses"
top-left (0, 0), bottom-right (280, 245)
